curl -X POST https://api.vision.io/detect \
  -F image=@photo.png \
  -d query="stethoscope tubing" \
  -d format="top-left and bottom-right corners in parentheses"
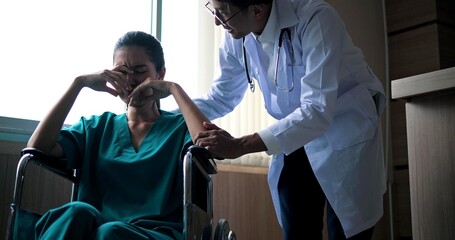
top-left (242, 28), bottom-right (294, 93)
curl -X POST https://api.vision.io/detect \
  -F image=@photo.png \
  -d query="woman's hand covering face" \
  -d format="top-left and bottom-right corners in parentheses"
top-left (78, 65), bottom-right (134, 97)
top-left (128, 78), bottom-right (173, 106)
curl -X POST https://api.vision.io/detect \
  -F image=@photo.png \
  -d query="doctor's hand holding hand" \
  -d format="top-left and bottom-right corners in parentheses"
top-left (195, 122), bottom-right (267, 159)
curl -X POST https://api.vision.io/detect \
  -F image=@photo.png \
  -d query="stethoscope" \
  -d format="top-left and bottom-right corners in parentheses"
top-left (242, 28), bottom-right (294, 93)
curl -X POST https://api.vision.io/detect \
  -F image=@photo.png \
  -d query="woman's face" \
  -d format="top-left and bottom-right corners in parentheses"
top-left (113, 46), bottom-right (162, 106)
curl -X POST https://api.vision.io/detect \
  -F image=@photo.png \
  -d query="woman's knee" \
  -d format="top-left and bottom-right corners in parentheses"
top-left (35, 202), bottom-right (103, 239)
top-left (95, 222), bottom-right (148, 240)
top-left (63, 201), bottom-right (100, 219)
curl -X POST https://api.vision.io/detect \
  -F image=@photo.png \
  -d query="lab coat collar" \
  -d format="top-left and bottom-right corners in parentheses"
top-left (276, 0), bottom-right (299, 29)
top-left (257, 0), bottom-right (299, 44)
top-left (257, 2), bottom-right (279, 44)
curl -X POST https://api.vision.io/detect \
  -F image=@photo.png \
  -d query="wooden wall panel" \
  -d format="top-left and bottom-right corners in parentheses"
top-left (0, 140), bottom-right (25, 239)
top-left (385, 0), bottom-right (437, 33)
top-left (385, 0), bottom-right (455, 33)
top-left (437, 0), bottom-right (455, 27)
top-left (212, 165), bottom-right (393, 240)
top-left (0, 158), bottom-right (73, 240)
top-left (389, 23), bottom-right (455, 80)
top-left (212, 165), bottom-right (284, 240)
top-left (389, 24), bottom-right (441, 80)
top-left (440, 24), bottom-right (455, 70)
top-left (0, 154), bottom-right (20, 239)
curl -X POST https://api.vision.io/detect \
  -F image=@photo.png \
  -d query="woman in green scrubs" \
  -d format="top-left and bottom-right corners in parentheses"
top-left (27, 31), bottom-right (211, 240)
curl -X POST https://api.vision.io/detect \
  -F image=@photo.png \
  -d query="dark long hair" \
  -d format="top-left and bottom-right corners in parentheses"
top-left (113, 31), bottom-right (165, 72)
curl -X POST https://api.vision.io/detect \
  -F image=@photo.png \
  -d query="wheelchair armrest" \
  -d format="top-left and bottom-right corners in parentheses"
top-left (21, 147), bottom-right (78, 183)
top-left (187, 145), bottom-right (217, 175)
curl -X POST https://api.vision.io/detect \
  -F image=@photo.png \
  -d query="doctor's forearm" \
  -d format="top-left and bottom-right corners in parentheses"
top-left (238, 133), bottom-right (268, 155)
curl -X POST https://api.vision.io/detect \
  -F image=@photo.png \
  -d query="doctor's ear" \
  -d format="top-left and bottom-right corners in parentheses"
top-left (251, 4), bottom-right (271, 21)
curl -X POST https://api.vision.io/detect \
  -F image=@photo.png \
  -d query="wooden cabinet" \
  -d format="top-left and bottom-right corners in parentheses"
top-left (385, 0), bottom-right (455, 238)
top-left (391, 67), bottom-right (455, 239)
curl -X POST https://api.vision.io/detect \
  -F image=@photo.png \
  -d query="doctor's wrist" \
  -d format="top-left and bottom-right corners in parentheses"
top-left (238, 133), bottom-right (268, 156)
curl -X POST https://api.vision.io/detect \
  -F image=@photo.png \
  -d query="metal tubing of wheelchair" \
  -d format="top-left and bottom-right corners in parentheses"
top-left (188, 150), bottom-right (214, 217)
top-left (183, 148), bottom-right (216, 239)
top-left (6, 153), bottom-right (33, 240)
top-left (208, 174), bottom-right (213, 217)
top-left (183, 151), bottom-right (192, 207)
top-left (6, 151), bottom-right (80, 240)
top-left (71, 170), bottom-right (80, 201)
top-left (183, 151), bottom-right (193, 239)
top-left (207, 169), bottom-right (213, 217)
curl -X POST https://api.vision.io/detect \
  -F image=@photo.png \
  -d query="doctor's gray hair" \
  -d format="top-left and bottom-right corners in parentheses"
top-left (220, 0), bottom-right (272, 9)
top-left (113, 31), bottom-right (165, 72)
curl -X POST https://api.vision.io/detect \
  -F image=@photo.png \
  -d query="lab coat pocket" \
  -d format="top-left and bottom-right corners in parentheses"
top-left (324, 86), bottom-right (378, 150)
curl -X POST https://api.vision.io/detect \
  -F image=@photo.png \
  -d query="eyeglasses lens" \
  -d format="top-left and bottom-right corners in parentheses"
top-left (205, 2), bottom-right (228, 26)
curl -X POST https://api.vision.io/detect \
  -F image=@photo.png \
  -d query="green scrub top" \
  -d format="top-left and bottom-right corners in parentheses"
top-left (57, 110), bottom-right (192, 233)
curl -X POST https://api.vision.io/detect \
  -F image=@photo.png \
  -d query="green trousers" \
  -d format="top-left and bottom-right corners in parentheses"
top-left (35, 201), bottom-right (182, 240)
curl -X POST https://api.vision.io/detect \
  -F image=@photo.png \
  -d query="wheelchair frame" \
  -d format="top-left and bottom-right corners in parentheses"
top-left (6, 145), bottom-right (235, 240)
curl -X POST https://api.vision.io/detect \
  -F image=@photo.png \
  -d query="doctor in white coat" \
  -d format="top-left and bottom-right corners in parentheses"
top-left (194, 0), bottom-right (387, 239)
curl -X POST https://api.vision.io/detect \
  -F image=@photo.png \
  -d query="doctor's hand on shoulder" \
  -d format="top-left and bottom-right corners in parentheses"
top-left (195, 122), bottom-right (267, 159)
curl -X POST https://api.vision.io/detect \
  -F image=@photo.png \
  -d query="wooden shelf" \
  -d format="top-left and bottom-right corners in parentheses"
top-left (391, 66), bottom-right (455, 99)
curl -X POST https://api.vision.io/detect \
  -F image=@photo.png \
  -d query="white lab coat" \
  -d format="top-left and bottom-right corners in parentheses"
top-left (193, 0), bottom-right (387, 237)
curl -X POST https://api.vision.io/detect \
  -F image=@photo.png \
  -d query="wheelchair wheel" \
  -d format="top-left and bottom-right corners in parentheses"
top-left (214, 219), bottom-right (236, 240)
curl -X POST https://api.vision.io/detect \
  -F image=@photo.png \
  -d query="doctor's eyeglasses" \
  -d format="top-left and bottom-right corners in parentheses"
top-left (205, 2), bottom-right (245, 27)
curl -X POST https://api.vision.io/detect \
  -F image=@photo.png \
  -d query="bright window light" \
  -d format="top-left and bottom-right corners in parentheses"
top-left (159, 1), bottom-right (199, 110)
top-left (0, 0), bottom-right (152, 124)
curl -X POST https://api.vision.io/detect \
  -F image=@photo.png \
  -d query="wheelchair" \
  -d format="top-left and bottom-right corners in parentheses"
top-left (6, 145), bottom-right (236, 240)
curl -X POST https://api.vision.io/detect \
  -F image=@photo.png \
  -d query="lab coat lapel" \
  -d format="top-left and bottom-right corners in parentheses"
top-left (276, 31), bottom-right (293, 109)
top-left (243, 36), bottom-right (272, 107)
